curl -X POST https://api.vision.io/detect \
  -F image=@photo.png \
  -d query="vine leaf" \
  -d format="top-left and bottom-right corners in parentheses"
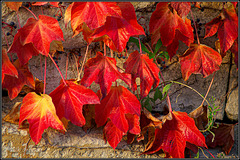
top-left (189, 105), bottom-right (208, 130)
top-left (8, 31), bottom-right (39, 65)
top-left (19, 15), bottom-right (64, 56)
top-left (49, 80), bottom-right (100, 127)
top-left (32, 2), bottom-right (59, 7)
top-left (64, 2), bottom-right (74, 27)
top-left (2, 59), bottom-right (35, 100)
top-left (2, 48), bottom-right (18, 83)
top-left (149, 2), bottom-right (194, 59)
top-left (19, 92), bottom-right (66, 144)
top-left (179, 44), bottom-right (222, 81)
top-left (206, 123), bottom-right (236, 155)
top-left (143, 111), bottom-right (207, 158)
top-left (170, 2), bottom-right (191, 18)
top-left (71, 2), bottom-right (122, 32)
top-left (91, 2), bottom-right (145, 52)
top-left (204, 5), bottom-right (238, 53)
top-left (80, 52), bottom-right (132, 98)
top-left (95, 86), bottom-right (141, 133)
top-left (5, 2), bottom-right (22, 11)
top-left (124, 50), bottom-right (160, 99)
top-left (103, 120), bottom-right (124, 149)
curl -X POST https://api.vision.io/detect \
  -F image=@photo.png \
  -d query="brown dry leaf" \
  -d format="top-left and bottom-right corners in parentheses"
top-left (21, 78), bottom-right (44, 95)
top-left (82, 104), bottom-right (95, 133)
top-left (127, 132), bottom-right (135, 144)
top-left (206, 123), bottom-right (236, 155)
top-left (50, 40), bottom-right (64, 56)
top-left (58, 117), bottom-right (69, 134)
top-left (189, 105), bottom-right (208, 130)
top-left (3, 102), bottom-right (29, 129)
top-left (5, 2), bottom-right (22, 11)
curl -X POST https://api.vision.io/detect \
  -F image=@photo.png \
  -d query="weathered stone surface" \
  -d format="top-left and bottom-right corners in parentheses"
top-left (225, 88), bottom-right (238, 121)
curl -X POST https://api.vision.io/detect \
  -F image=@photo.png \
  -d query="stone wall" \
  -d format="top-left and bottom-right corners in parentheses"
top-left (2, 2), bottom-right (238, 158)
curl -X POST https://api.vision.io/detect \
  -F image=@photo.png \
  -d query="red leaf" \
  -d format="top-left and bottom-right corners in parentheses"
top-left (8, 31), bottom-right (39, 65)
top-left (143, 111), bottom-right (207, 158)
top-left (19, 15), bottom-right (64, 56)
top-left (5, 2), bottom-right (22, 11)
top-left (149, 2), bottom-right (194, 47)
top-left (205, 5), bottom-right (238, 53)
top-left (71, 2), bottom-right (122, 31)
top-left (64, 3), bottom-right (73, 27)
top-left (19, 92), bottom-right (66, 144)
top-left (123, 50), bottom-right (160, 98)
top-left (49, 80), bottom-right (100, 127)
top-left (206, 123), bottom-right (236, 155)
top-left (2, 59), bottom-right (35, 100)
top-left (2, 48), bottom-right (18, 83)
top-left (91, 9), bottom-right (145, 52)
top-left (80, 52), bottom-right (132, 98)
top-left (230, 39), bottom-right (238, 68)
top-left (179, 44), bottom-right (222, 81)
top-left (31, 2), bottom-right (48, 6)
top-left (103, 120), bottom-right (124, 149)
top-left (231, 2), bottom-right (238, 8)
top-left (95, 85), bottom-right (141, 133)
top-left (126, 114), bottom-right (141, 135)
top-left (170, 2), bottom-right (191, 18)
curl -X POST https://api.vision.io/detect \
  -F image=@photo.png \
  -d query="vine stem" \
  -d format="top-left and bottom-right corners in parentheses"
top-left (104, 43), bottom-right (106, 56)
top-left (154, 61), bottom-right (172, 112)
top-left (190, 10), bottom-right (200, 45)
top-left (23, 7), bottom-right (38, 20)
top-left (78, 45), bottom-right (89, 81)
top-left (43, 56), bottom-right (47, 94)
top-left (170, 80), bottom-right (210, 106)
top-left (138, 37), bottom-right (142, 54)
top-left (65, 53), bottom-right (68, 79)
top-left (200, 72), bottom-right (216, 107)
top-left (203, 148), bottom-right (215, 158)
top-left (49, 54), bottom-right (67, 86)
top-left (72, 53), bottom-right (79, 76)
top-left (40, 55), bottom-right (43, 80)
top-left (16, 11), bottom-right (21, 28)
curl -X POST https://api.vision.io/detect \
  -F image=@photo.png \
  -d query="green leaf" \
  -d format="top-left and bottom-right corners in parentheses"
top-left (162, 84), bottom-right (172, 95)
top-left (194, 150), bottom-right (199, 158)
top-left (149, 97), bottom-right (155, 103)
top-left (154, 88), bottom-right (162, 101)
top-left (154, 39), bottom-right (162, 54)
top-left (144, 97), bottom-right (152, 112)
top-left (149, 52), bottom-right (155, 59)
top-left (128, 37), bottom-right (151, 54)
top-left (158, 51), bottom-right (169, 60)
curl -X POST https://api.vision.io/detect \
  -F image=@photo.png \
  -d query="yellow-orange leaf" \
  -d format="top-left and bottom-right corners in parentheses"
top-left (19, 92), bottom-right (66, 144)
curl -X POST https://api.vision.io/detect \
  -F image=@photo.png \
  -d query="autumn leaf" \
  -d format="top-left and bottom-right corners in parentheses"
top-left (8, 31), bottom-right (39, 66)
top-left (189, 105), bottom-right (208, 130)
top-left (49, 40), bottom-right (64, 55)
top-left (80, 52), bottom-right (132, 98)
top-left (71, 2), bottom-right (122, 32)
top-left (95, 85), bottom-right (140, 133)
top-left (231, 2), bottom-right (238, 8)
top-left (170, 2), bottom-right (191, 18)
top-left (21, 78), bottom-right (44, 95)
top-left (179, 44), bottom-right (222, 81)
top-left (5, 2), bottom-right (22, 11)
top-left (2, 48), bottom-right (18, 83)
top-left (19, 15), bottom-right (64, 56)
top-left (49, 80), bottom-right (100, 127)
top-left (3, 102), bottom-right (22, 125)
top-left (204, 5), bottom-right (238, 53)
top-left (123, 50), bottom-right (160, 99)
top-left (91, 2), bottom-right (145, 52)
top-left (64, 2), bottom-right (74, 27)
top-left (32, 2), bottom-right (59, 7)
top-left (143, 111), bottom-right (207, 158)
top-left (206, 123), bottom-right (236, 155)
top-left (103, 120), bottom-right (124, 149)
top-left (19, 92), bottom-right (66, 144)
top-left (149, 2), bottom-right (194, 50)
top-left (2, 59), bottom-right (35, 100)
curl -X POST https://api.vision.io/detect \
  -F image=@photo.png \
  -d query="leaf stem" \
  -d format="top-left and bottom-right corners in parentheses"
top-left (138, 37), bottom-right (142, 54)
top-left (49, 54), bottom-right (67, 86)
top-left (23, 6), bottom-right (38, 20)
top-left (154, 61), bottom-right (172, 112)
top-left (40, 55), bottom-right (43, 80)
top-left (16, 11), bottom-right (21, 28)
top-left (65, 53), bottom-right (68, 79)
top-left (104, 43), bottom-right (106, 56)
top-left (203, 147), bottom-right (215, 158)
top-left (78, 45), bottom-right (89, 81)
top-left (43, 56), bottom-right (47, 94)
top-left (200, 72), bottom-right (215, 107)
top-left (190, 10), bottom-right (200, 45)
